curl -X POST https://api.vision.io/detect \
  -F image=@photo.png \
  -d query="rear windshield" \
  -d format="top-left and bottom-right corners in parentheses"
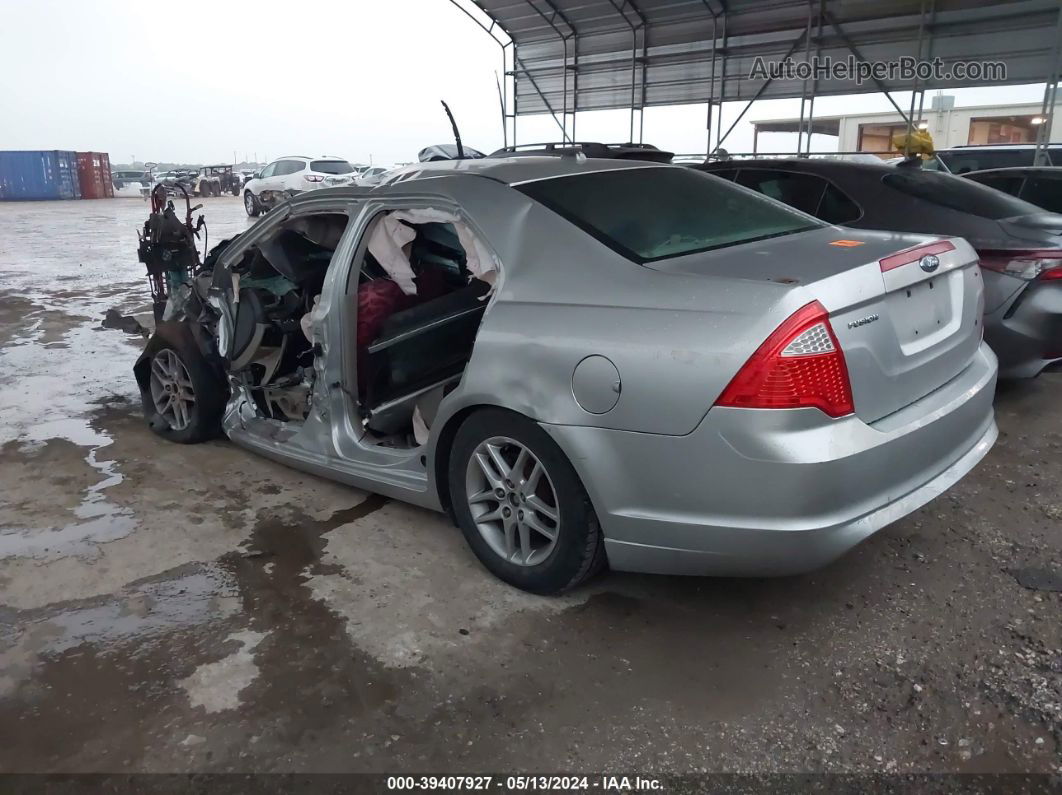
top-left (516, 168), bottom-right (822, 263)
top-left (311, 160), bottom-right (354, 174)
top-left (882, 170), bottom-right (1042, 219)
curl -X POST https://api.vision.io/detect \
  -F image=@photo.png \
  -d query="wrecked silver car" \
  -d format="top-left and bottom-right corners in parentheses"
top-left (135, 158), bottom-right (997, 594)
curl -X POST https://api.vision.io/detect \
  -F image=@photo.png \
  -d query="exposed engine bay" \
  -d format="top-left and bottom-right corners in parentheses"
top-left (135, 190), bottom-right (497, 449)
top-left (136, 184), bottom-right (208, 322)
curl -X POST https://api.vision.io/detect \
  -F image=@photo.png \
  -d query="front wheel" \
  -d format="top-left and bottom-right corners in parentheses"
top-left (448, 408), bottom-right (606, 594)
top-left (244, 190), bottom-right (260, 217)
top-left (135, 325), bottom-right (228, 444)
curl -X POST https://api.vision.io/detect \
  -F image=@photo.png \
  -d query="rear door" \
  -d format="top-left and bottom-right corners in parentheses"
top-left (277, 159), bottom-right (306, 192)
top-left (255, 161), bottom-right (279, 194)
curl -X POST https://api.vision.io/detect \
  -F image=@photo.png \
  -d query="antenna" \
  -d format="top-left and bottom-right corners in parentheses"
top-left (441, 100), bottom-right (465, 160)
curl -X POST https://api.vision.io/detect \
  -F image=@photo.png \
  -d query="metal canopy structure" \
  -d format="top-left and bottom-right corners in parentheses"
top-left (451, 0), bottom-right (1062, 162)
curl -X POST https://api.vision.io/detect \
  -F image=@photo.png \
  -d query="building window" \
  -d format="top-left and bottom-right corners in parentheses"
top-left (967, 116), bottom-right (1038, 145)
top-left (856, 123), bottom-right (923, 156)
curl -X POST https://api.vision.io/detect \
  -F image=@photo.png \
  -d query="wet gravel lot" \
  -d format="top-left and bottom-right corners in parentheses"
top-left (0, 197), bottom-right (1059, 776)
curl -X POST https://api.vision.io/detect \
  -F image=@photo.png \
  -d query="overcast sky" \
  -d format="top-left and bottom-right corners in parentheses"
top-left (0, 0), bottom-right (1051, 166)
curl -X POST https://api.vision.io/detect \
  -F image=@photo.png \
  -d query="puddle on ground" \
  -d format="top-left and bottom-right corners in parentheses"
top-left (0, 414), bottom-right (135, 561)
top-left (0, 493), bottom-right (413, 771)
top-left (0, 561), bottom-right (240, 659)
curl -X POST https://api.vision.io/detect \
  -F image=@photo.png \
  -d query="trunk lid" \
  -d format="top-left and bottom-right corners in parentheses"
top-left (975, 214), bottom-right (1062, 313)
top-left (996, 212), bottom-right (1062, 244)
top-left (649, 226), bottom-right (984, 423)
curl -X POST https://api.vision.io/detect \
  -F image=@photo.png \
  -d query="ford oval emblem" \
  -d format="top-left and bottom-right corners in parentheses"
top-left (920, 254), bottom-right (940, 273)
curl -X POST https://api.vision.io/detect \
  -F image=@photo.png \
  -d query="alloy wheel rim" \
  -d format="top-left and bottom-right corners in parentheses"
top-left (149, 349), bottom-right (195, 431)
top-left (465, 436), bottom-right (560, 567)
top-left (244, 192), bottom-right (254, 213)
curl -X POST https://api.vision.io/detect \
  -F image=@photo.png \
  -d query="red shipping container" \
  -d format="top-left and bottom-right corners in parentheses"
top-left (98, 152), bottom-right (113, 197)
top-left (76, 151), bottom-right (112, 199)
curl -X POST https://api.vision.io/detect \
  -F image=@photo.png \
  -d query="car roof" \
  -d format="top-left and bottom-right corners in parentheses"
top-left (277, 157), bottom-right (677, 210)
top-left (381, 155), bottom-right (669, 186)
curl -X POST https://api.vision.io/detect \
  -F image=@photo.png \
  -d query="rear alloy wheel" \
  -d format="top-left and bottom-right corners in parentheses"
top-left (449, 409), bottom-right (606, 594)
top-left (466, 436), bottom-right (560, 567)
top-left (244, 190), bottom-right (260, 217)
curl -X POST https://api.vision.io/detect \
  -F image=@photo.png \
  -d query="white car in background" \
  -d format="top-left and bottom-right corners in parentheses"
top-left (242, 156), bottom-right (357, 216)
top-left (354, 166), bottom-right (390, 186)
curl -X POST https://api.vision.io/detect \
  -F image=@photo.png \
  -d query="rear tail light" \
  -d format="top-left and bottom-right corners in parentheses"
top-left (879, 240), bottom-right (955, 272)
top-left (715, 301), bottom-right (854, 418)
top-left (978, 249), bottom-right (1062, 281)
top-left (304, 174), bottom-right (324, 183)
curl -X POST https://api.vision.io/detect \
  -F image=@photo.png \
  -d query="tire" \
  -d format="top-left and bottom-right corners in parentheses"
top-left (448, 408), bottom-right (606, 594)
top-left (244, 190), bottom-right (260, 217)
top-left (135, 324), bottom-right (227, 444)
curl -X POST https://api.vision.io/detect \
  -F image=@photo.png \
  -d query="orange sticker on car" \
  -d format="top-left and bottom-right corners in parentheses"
top-left (829, 240), bottom-right (865, 247)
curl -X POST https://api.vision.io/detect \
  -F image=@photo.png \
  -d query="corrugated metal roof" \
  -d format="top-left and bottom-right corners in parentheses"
top-left (470, 0), bottom-right (1062, 115)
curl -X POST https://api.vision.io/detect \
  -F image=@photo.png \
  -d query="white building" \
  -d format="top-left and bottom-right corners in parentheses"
top-left (751, 96), bottom-right (1061, 157)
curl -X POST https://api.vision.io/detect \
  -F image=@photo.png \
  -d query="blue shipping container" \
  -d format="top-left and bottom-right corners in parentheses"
top-left (0, 150), bottom-right (81, 200)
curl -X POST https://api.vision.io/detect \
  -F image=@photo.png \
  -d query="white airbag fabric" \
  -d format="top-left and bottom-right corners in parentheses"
top-left (367, 208), bottom-right (496, 296)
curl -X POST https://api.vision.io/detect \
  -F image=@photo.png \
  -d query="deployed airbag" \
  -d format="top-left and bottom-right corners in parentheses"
top-left (367, 208), bottom-right (496, 295)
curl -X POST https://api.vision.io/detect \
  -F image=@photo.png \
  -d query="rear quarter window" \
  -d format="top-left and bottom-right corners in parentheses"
top-left (817, 184), bottom-right (862, 225)
top-left (1021, 177), bottom-right (1062, 214)
top-left (966, 173), bottom-right (1025, 197)
top-left (882, 171), bottom-right (1042, 219)
top-left (735, 170), bottom-right (827, 216)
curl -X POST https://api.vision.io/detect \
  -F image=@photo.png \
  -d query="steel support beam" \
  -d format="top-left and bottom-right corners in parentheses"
top-left (712, 24), bottom-right (809, 154)
top-left (796, 0), bottom-right (814, 155)
top-left (803, 0), bottom-right (825, 155)
top-left (700, 0), bottom-right (721, 157)
top-left (445, 0), bottom-right (515, 145)
top-left (1034, 0), bottom-right (1062, 165)
top-left (824, 11), bottom-right (912, 129)
top-left (606, 0), bottom-right (648, 143)
top-left (524, 0), bottom-right (576, 142)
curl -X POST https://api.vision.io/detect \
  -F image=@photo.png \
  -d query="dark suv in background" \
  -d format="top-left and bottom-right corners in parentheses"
top-left (696, 158), bottom-right (1062, 378)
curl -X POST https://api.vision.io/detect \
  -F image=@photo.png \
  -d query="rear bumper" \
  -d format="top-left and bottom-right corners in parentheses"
top-left (542, 344), bottom-right (998, 577)
top-left (985, 282), bottom-right (1062, 378)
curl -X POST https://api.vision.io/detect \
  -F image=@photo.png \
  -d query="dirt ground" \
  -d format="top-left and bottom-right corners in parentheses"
top-left (0, 197), bottom-right (1059, 777)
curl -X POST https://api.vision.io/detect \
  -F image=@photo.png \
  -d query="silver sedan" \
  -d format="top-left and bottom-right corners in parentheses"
top-left (135, 157), bottom-right (998, 593)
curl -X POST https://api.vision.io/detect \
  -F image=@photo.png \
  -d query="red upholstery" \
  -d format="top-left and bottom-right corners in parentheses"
top-left (357, 279), bottom-right (410, 348)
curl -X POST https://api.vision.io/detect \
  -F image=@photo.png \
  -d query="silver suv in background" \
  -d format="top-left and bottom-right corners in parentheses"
top-left (243, 156), bottom-right (357, 216)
